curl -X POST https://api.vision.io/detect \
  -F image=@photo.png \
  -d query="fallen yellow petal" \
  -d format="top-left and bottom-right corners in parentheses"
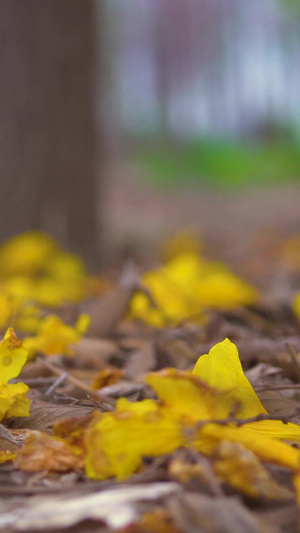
top-left (195, 423), bottom-right (300, 471)
top-left (0, 328), bottom-right (28, 385)
top-left (212, 441), bottom-right (293, 500)
top-left (192, 338), bottom-right (266, 418)
top-left (85, 399), bottom-right (185, 480)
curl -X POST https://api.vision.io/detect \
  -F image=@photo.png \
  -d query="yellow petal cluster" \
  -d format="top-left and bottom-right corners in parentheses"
top-left (85, 338), bottom-right (300, 494)
top-left (130, 252), bottom-right (258, 327)
top-left (0, 232), bottom-right (90, 334)
top-left (0, 328), bottom-right (30, 420)
top-left (24, 314), bottom-right (90, 357)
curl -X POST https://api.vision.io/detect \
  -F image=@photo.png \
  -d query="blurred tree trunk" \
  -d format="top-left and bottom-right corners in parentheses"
top-left (0, 0), bottom-right (101, 267)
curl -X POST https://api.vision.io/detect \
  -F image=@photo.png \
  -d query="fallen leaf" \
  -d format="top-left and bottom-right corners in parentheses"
top-left (9, 398), bottom-right (94, 432)
top-left (167, 491), bottom-right (271, 533)
top-left (16, 431), bottom-right (84, 473)
top-left (0, 482), bottom-right (180, 531)
top-left (88, 286), bottom-right (135, 337)
top-left (125, 341), bottom-right (157, 380)
top-left (0, 423), bottom-right (20, 451)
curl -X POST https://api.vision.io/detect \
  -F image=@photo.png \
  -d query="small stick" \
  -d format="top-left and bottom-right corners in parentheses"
top-left (196, 408), bottom-right (300, 429)
top-left (45, 371), bottom-right (69, 396)
top-left (38, 357), bottom-right (116, 408)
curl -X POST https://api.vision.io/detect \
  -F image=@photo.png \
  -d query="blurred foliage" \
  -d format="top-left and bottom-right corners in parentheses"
top-left (138, 137), bottom-right (300, 188)
top-left (280, 0), bottom-right (300, 17)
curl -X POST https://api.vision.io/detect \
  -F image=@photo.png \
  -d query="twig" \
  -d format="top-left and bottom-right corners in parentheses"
top-left (196, 408), bottom-right (300, 429)
top-left (45, 372), bottom-right (69, 396)
top-left (38, 357), bottom-right (116, 409)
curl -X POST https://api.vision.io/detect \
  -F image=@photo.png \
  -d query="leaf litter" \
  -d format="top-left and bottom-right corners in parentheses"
top-left (2, 231), bottom-right (300, 531)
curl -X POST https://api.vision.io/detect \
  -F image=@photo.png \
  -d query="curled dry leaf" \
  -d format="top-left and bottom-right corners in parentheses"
top-left (16, 431), bottom-right (84, 473)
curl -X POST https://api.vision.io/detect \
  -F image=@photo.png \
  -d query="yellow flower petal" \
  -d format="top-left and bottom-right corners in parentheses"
top-left (1, 382), bottom-right (30, 418)
top-left (195, 423), bottom-right (300, 471)
top-left (0, 329), bottom-right (30, 421)
top-left (145, 369), bottom-right (232, 422)
top-left (194, 270), bottom-right (258, 309)
top-left (85, 399), bottom-right (185, 480)
top-left (212, 441), bottom-right (293, 500)
top-left (192, 338), bottom-right (266, 418)
top-left (85, 337), bottom-right (300, 483)
top-left (0, 328), bottom-right (28, 385)
top-left (24, 314), bottom-right (85, 357)
top-left (0, 231), bottom-right (57, 278)
top-left (130, 250), bottom-right (258, 327)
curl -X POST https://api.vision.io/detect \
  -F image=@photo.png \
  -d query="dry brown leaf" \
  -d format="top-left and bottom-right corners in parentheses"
top-left (16, 431), bottom-right (83, 473)
top-left (125, 341), bottom-right (157, 380)
top-left (8, 399), bottom-right (95, 432)
top-left (0, 423), bottom-right (20, 451)
top-left (0, 482), bottom-right (180, 530)
top-left (88, 286), bottom-right (135, 337)
top-left (157, 338), bottom-right (196, 370)
top-left (72, 337), bottom-right (119, 367)
top-left (258, 390), bottom-right (300, 418)
top-left (168, 491), bottom-right (273, 533)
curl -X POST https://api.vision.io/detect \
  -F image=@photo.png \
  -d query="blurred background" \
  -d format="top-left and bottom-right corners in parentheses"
top-left (2, 0), bottom-right (300, 268)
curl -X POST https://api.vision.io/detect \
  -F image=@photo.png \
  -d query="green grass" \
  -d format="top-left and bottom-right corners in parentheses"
top-left (138, 138), bottom-right (300, 188)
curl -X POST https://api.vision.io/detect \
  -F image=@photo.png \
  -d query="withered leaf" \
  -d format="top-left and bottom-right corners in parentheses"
top-left (0, 482), bottom-right (180, 530)
top-left (88, 286), bottom-right (135, 337)
top-left (168, 492), bottom-right (273, 533)
top-left (16, 431), bottom-right (83, 473)
top-left (0, 423), bottom-right (19, 451)
top-left (125, 341), bottom-right (157, 380)
top-left (8, 399), bottom-right (94, 432)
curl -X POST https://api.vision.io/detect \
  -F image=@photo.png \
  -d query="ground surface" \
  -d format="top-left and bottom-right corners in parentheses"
top-left (2, 168), bottom-right (300, 532)
top-left (106, 162), bottom-right (300, 265)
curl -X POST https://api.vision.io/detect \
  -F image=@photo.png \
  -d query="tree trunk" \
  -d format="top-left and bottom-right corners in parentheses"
top-left (0, 0), bottom-right (101, 267)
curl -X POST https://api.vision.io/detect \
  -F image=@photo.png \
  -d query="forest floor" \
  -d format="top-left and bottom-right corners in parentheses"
top-left (1, 165), bottom-right (300, 532)
top-left (106, 161), bottom-right (300, 267)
